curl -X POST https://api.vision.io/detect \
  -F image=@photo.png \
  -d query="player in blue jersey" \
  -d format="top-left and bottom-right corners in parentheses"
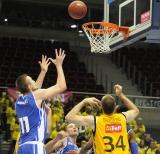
top-left (46, 123), bottom-right (79, 154)
top-left (15, 49), bottom-right (67, 154)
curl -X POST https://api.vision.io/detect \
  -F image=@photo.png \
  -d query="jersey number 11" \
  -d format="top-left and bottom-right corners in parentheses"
top-left (19, 116), bottom-right (30, 134)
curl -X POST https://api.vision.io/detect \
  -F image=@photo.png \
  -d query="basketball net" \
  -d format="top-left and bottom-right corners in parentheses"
top-left (82, 22), bottom-right (129, 54)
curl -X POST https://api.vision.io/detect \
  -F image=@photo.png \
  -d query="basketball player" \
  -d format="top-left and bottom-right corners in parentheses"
top-left (15, 49), bottom-right (66, 154)
top-left (14, 55), bottom-right (53, 154)
top-left (45, 123), bottom-right (79, 154)
top-left (14, 105), bottom-right (52, 154)
top-left (78, 106), bottom-right (138, 154)
top-left (66, 84), bottom-right (139, 154)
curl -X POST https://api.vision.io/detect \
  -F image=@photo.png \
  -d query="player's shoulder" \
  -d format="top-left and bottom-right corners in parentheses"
top-left (33, 89), bottom-right (46, 100)
top-left (96, 114), bottom-right (105, 118)
top-left (113, 113), bottom-right (127, 122)
top-left (16, 92), bottom-right (32, 104)
top-left (116, 112), bottom-right (126, 118)
top-left (96, 114), bottom-right (110, 122)
top-left (32, 88), bottom-right (44, 95)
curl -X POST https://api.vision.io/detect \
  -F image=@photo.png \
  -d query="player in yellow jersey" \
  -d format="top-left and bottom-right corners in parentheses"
top-left (66, 84), bottom-right (140, 154)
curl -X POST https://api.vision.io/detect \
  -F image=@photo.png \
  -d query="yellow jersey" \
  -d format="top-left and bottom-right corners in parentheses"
top-left (94, 114), bottom-right (130, 154)
top-left (146, 148), bottom-right (157, 154)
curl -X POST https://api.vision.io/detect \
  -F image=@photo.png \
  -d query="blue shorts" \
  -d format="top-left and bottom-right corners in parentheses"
top-left (18, 142), bottom-right (46, 154)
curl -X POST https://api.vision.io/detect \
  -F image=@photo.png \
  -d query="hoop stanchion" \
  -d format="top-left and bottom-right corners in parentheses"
top-left (82, 22), bottom-right (129, 53)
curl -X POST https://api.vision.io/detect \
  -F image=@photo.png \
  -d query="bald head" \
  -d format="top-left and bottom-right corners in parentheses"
top-left (101, 95), bottom-right (116, 114)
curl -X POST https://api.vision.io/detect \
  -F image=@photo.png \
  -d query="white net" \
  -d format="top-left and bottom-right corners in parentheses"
top-left (82, 22), bottom-right (119, 54)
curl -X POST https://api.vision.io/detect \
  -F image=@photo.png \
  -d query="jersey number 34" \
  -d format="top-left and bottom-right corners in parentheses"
top-left (103, 135), bottom-right (126, 152)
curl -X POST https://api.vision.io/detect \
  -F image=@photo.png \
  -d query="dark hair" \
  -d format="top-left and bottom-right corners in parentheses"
top-left (116, 105), bottom-right (128, 113)
top-left (15, 74), bottom-right (30, 94)
top-left (101, 95), bottom-right (116, 114)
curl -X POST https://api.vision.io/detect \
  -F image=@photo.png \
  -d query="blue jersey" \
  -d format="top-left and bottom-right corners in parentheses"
top-left (15, 92), bottom-right (47, 145)
top-left (57, 137), bottom-right (78, 154)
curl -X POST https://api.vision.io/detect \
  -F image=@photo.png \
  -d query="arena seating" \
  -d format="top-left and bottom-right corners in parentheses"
top-left (0, 37), bottom-right (104, 93)
top-left (111, 46), bottom-right (160, 96)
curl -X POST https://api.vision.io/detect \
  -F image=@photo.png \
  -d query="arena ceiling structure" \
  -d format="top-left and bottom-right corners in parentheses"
top-left (0, 0), bottom-right (104, 47)
top-left (1, 0), bottom-right (160, 46)
top-left (5, 0), bottom-right (104, 5)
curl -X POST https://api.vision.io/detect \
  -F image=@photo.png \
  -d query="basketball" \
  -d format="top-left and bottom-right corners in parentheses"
top-left (68, 1), bottom-right (87, 20)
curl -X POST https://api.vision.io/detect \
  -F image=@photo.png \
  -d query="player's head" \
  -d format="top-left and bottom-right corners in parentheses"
top-left (150, 140), bottom-right (157, 149)
top-left (66, 123), bottom-right (78, 137)
top-left (139, 139), bottom-right (145, 148)
top-left (101, 95), bottom-right (116, 114)
top-left (16, 74), bottom-right (38, 94)
top-left (136, 117), bottom-right (143, 125)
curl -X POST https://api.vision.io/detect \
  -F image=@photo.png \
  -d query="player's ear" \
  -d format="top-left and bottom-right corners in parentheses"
top-left (27, 83), bottom-right (32, 91)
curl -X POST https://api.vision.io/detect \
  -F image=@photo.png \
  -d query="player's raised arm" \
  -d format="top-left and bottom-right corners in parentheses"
top-left (114, 84), bottom-right (140, 122)
top-left (65, 97), bottom-right (101, 127)
top-left (79, 135), bottom-right (93, 154)
top-left (45, 132), bottom-right (67, 154)
top-left (34, 49), bottom-right (67, 101)
top-left (35, 55), bottom-right (51, 89)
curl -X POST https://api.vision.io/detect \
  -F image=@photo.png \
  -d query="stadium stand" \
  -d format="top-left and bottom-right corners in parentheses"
top-left (111, 46), bottom-right (160, 97)
top-left (0, 1), bottom-right (103, 30)
top-left (0, 37), bottom-right (104, 93)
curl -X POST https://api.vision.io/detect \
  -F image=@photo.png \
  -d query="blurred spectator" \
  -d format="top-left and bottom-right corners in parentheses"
top-left (145, 140), bottom-right (158, 154)
top-left (11, 119), bottom-right (20, 151)
top-left (135, 117), bottom-right (146, 138)
top-left (144, 133), bottom-right (153, 147)
top-left (139, 139), bottom-right (146, 154)
top-left (1, 104), bottom-right (7, 129)
top-left (64, 95), bottom-right (75, 115)
top-left (51, 100), bottom-right (64, 129)
top-left (50, 122), bottom-right (63, 139)
top-left (128, 120), bottom-right (137, 130)
top-left (0, 90), bottom-right (160, 153)
top-left (11, 119), bottom-right (20, 143)
top-left (156, 144), bottom-right (160, 154)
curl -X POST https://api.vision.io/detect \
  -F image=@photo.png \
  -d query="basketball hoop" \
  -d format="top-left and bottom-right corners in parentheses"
top-left (82, 22), bottom-right (129, 53)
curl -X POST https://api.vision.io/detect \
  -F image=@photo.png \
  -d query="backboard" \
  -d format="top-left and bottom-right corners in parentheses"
top-left (104, 0), bottom-right (152, 51)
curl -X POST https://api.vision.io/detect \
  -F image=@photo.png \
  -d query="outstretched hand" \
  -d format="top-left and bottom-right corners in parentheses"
top-left (49, 48), bottom-right (66, 67)
top-left (114, 84), bottom-right (123, 97)
top-left (39, 55), bottom-right (51, 72)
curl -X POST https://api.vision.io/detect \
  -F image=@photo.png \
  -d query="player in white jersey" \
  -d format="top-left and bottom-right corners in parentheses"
top-left (15, 49), bottom-right (67, 154)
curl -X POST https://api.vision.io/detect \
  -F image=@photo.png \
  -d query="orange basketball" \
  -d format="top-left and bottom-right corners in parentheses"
top-left (68, 1), bottom-right (87, 20)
